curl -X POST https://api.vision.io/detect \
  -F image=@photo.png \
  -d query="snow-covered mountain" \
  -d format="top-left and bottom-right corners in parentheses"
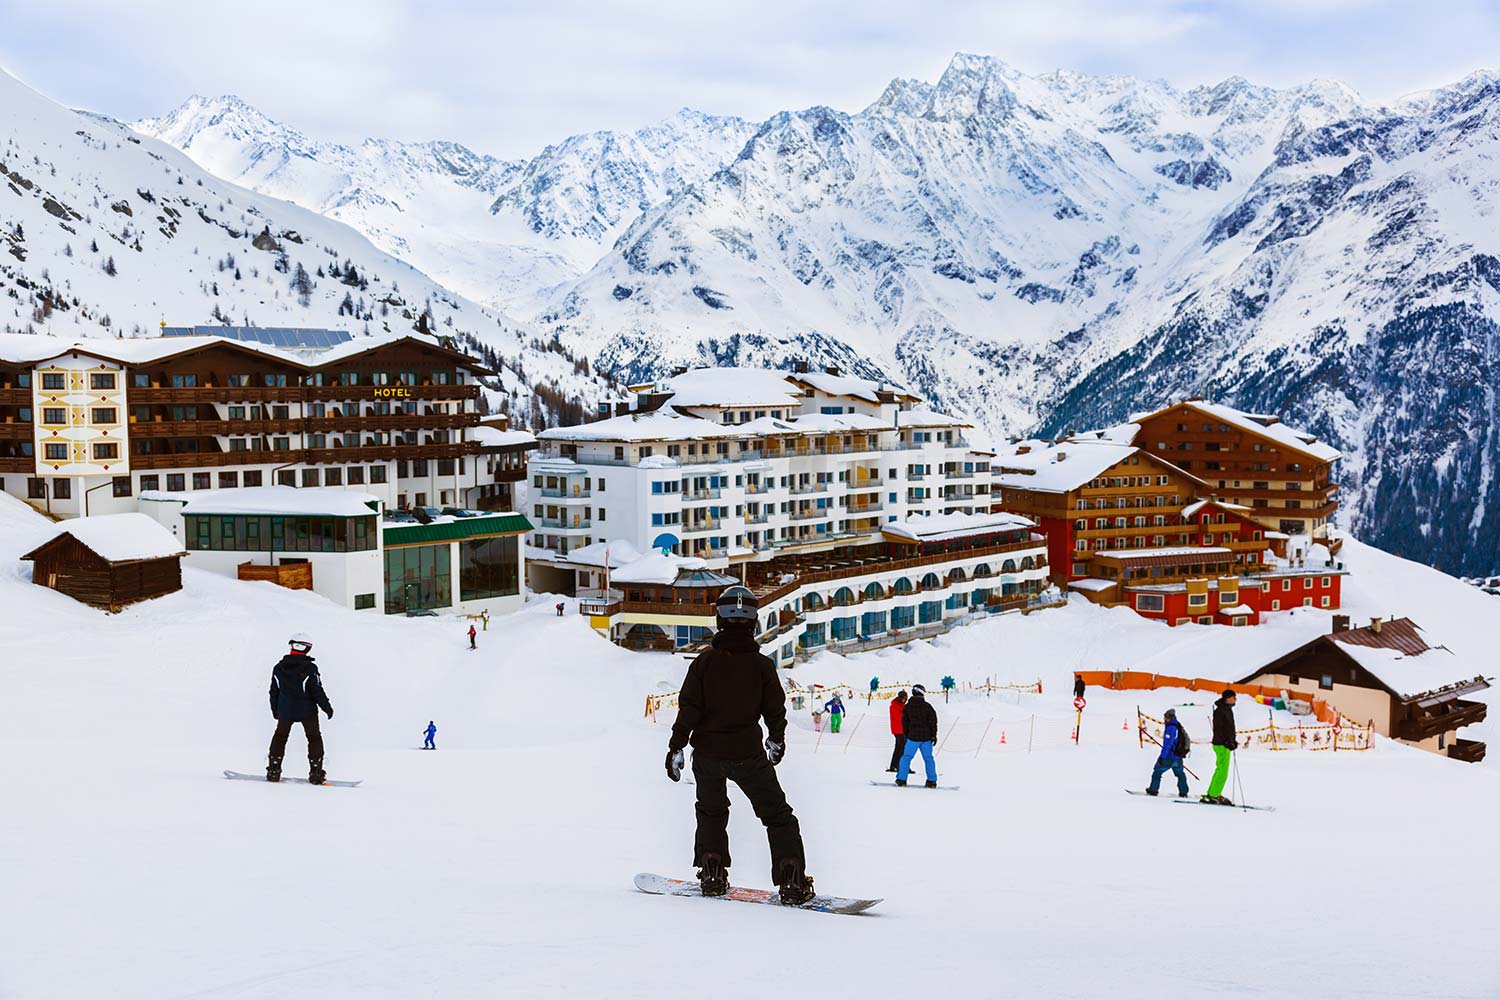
top-left (93, 55), bottom-right (1500, 576)
top-left (0, 69), bottom-right (610, 429)
top-left (134, 97), bottom-right (756, 312)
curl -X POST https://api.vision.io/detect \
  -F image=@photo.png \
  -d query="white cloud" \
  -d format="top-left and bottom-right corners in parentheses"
top-left (0, 0), bottom-right (1496, 157)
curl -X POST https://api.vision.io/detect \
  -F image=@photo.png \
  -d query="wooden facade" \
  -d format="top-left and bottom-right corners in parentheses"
top-left (1130, 402), bottom-right (1339, 537)
top-left (237, 561), bottom-right (313, 591)
top-left (22, 533), bottom-right (183, 610)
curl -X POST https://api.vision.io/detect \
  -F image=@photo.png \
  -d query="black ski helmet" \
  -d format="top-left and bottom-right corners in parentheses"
top-left (716, 585), bottom-right (759, 625)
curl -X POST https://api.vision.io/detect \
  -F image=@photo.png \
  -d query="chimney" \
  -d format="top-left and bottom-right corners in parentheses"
top-left (1055, 451), bottom-right (1067, 461)
top-left (825, 365), bottom-right (840, 376)
top-left (1331, 614), bottom-right (1350, 634)
top-left (1370, 617), bottom-right (1382, 634)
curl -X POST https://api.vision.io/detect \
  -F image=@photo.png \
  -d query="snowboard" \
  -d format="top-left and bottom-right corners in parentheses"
top-left (1124, 789), bottom-right (1192, 799)
top-left (633, 873), bottom-right (880, 915)
top-left (223, 769), bottom-right (362, 788)
top-left (869, 780), bottom-right (959, 791)
top-left (1174, 797), bottom-right (1275, 812)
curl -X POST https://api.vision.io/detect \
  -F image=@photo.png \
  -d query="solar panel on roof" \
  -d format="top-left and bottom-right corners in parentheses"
top-left (155, 325), bottom-right (352, 347)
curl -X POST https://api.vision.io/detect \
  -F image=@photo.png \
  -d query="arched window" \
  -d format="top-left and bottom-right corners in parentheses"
top-left (893, 577), bottom-right (915, 594)
top-left (1001, 559), bottom-right (1017, 573)
top-left (863, 581), bottom-right (885, 600)
top-left (833, 586), bottom-right (855, 607)
top-left (1020, 556), bottom-right (1034, 570)
top-left (920, 572), bottom-right (941, 590)
top-left (803, 591), bottom-right (824, 611)
top-left (973, 563), bottom-right (992, 578)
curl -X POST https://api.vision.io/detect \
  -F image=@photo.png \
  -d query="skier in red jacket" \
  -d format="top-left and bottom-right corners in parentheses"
top-left (886, 689), bottom-right (908, 773)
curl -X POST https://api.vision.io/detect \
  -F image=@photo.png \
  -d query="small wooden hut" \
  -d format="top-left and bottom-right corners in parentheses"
top-left (21, 513), bottom-right (186, 610)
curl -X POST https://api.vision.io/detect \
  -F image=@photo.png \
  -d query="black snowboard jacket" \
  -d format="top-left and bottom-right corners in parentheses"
top-left (902, 694), bottom-right (939, 743)
top-left (669, 626), bottom-right (785, 761)
top-left (1211, 697), bottom-right (1237, 748)
top-left (269, 654), bottom-right (334, 722)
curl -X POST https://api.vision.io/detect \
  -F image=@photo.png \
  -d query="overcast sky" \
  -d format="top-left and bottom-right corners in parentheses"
top-left (2, 0), bottom-right (1497, 159)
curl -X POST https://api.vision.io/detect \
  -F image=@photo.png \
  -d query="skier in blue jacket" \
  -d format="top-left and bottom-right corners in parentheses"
top-left (823, 694), bottom-right (846, 734)
top-left (423, 721), bottom-right (437, 750)
top-left (1146, 708), bottom-right (1190, 797)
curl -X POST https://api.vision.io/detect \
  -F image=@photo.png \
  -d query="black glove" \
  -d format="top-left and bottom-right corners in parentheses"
top-left (666, 748), bottom-right (684, 782)
top-left (325, 708), bottom-right (333, 720)
top-left (765, 738), bottom-right (785, 766)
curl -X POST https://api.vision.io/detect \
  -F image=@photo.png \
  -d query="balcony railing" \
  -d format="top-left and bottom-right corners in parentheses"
top-left (681, 518), bottom-right (722, 533)
top-left (789, 508), bottom-right (828, 521)
top-left (0, 456), bottom-right (32, 472)
top-left (0, 388), bottom-right (31, 405)
top-left (684, 488), bottom-right (722, 501)
top-left (131, 384), bottom-right (480, 404)
top-left (744, 512), bottom-right (771, 524)
top-left (1399, 699), bottom-right (1487, 742)
top-left (539, 487), bottom-right (591, 498)
top-left (745, 482), bottom-right (776, 494)
top-left (539, 517), bottom-right (591, 530)
top-left (0, 422), bottom-right (33, 440)
top-left (1449, 738), bottom-right (1487, 763)
top-left (789, 482), bottom-right (828, 495)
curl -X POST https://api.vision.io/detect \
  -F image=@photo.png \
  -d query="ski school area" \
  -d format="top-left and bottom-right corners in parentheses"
top-left (1, 490), bottom-right (1497, 999)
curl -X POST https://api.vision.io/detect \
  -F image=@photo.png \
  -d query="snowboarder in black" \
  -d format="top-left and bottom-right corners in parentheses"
top-left (1074, 674), bottom-right (1086, 700)
top-left (267, 632), bottom-right (334, 784)
top-left (666, 585), bottom-right (814, 905)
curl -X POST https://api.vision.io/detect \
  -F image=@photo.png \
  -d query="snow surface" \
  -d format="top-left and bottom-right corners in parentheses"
top-left (993, 440), bottom-right (1139, 493)
top-left (883, 510), bottom-right (1036, 543)
top-left (2, 490), bottom-right (1497, 998)
top-left (25, 511), bottom-right (185, 563)
top-left (142, 486), bottom-right (381, 517)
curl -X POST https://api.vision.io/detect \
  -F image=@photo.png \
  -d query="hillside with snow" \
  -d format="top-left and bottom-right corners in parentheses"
top-left (0, 69), bottom-right (611, 429)
top-left (2, 491), bottom-right (1497, 997)
top-left (132, 55), bottom-right (1500, 576)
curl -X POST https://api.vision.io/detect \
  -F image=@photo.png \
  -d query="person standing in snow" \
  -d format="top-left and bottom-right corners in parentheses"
top-left (468, 623), bottom-right (477, 650)
top-left (823, 693), bottom-right (846, 734)
top-left (664, 585), bottom-right (815, 905)
top-left (1204, 690), bottom-right (1238, 805)
top-left (1145, 708), bottom-right (1190, 797)
top-left (266, 633), bottom-right (334, 784)
top-left (896, 684), bottom-right (939, 787)
top-left (423, 721), bottom-right (437, 750)
top-left (812, 708), bottom-right (824, 733)
top-left (556, 601), bottom-right (565, 617)
top-left (887, 689), bottom-right (908, 773)
top-left (1074, 674), bottom-right (1086, 700)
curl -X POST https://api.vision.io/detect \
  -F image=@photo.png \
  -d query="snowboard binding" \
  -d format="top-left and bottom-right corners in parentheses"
top-left (266, 755), bottom-right (283, 783)
top-left (777, 860), bottom-right (815, 906)
top-left (697, 854), bottom-right (728, 897)
top-left (308, 759), bottom-right (327, 786)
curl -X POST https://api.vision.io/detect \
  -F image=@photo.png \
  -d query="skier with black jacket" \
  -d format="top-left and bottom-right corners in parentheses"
top-left (665, 585), bottom-right (814, 905)
top-left (1203, 689), bottom-right (1238, 805)
top-left (895, 684), bottom-right (939, 787)
top-left (266, 632), bottom-right (334, 784)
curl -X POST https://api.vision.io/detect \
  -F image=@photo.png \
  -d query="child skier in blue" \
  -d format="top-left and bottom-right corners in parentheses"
top-left (423, 721), bottom-right (437, 750)
top-left (823, 694), bottom-right (846, 734)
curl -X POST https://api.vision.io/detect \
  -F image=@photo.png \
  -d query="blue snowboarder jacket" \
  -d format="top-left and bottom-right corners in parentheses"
top-left (425, 723), bottom-right (437, 739)
top-left (1159, 719), bottom-right (1183, 761)
top-left (824, 696), bottom-right (845, 716)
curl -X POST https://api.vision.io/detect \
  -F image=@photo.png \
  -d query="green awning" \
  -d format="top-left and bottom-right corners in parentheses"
top-left (384, 513), bottom-right (533, 546)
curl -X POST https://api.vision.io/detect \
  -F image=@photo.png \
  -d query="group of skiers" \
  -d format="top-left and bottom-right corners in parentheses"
top-left (1145, 689), bottom-right (1240, 805)
top-left (886, 687), bottom-right (939, 786)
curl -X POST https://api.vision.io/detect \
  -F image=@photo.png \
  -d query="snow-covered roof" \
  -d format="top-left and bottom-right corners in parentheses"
top-left (538, 408), bottom-right (735, 443)
top-left (141, 486), bottom-right (380, 517)
top-left (1331, 643), bottom-right (1474, 701)
top-left (552, 538), bottom-right (643, 569)
top-left (993, 441), bottom-right (1140, 493)
top-left (897, 407), bottom-right (971, 429)
top-left (611, 551), bottom-right (713, 585)
top-left (1218, 604), bottom-right (1256, 616)
top-left (1069, 578), bottom-right (1118, 593)
top-left (0, 330), bottom-right (486, 372)
top-left (27, 513), bottom-right (185, 563)
top-left (792, 371), bottom-right (918, 403)
top-left (1181, 498), bottom-right (1253, 519)
top-left (1134, 401), bottom-right (1341, 463)
top-left (470, 424), bottom-right (537, 448)
top-left (645, 367), bottom-right (807, 409)
top-left (790, 412), bottom-right (892, 433)
top-left (883, 511), bottom-right (1037, 544)
top-left (1069, 423), bottom-right (1141, 445)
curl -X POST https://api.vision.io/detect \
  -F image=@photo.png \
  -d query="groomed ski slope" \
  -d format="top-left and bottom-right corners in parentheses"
top-left (1, 492), bottom-right (1496, 1000)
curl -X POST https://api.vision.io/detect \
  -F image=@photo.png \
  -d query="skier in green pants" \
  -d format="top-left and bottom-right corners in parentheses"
top-left (1204, 689), bottom-right (1238, 804)
top-left (823, 694), bottom-right (846, 734)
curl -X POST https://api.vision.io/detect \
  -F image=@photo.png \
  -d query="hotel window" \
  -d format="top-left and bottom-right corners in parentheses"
top-left (1302, 598), bottom-right (1313, 608)
top-left (1197, 616), bottom-right (1212, 624)
top-left (41, 373), bottom-right (65, 390)
top-left (219, 472), bottom-right (239, 489)
top-left (278, 470), bottom-right (295, 486)
top-left (1188, 593), bottom-right (1208, 608)
top-left (341, 371), bottom-right (360, 386)
top-left (132, 373), bottom-right (151, 388)
top-left (348, 466), bottom-right (365, 485)
top-left (262, 374), bottom-right (288, 387)
top-left (1319, 674), bottom-right (1334, 690)
top-left (54, 479), bottom-right (71, 499)
top-left (192, 473), bottom-right (210, 490)
top-left (399, 371), bottom-right (417, 386)
top-left (1282, 579), bottom-right (1292, 592)
top-left (92, 407), bottom-right (117, 424)
top-left (371, 372), bottom-right (390, 386)
top-left (325, 467), bottom-right (344, 486)
top-left (244, 471), bottom-right (263, 487)
top-left (27, 477), bottom-right (46, 499)
top-left (43, 407), bottom-right (66, 425)
top-left (1321, 576), bottom-right (1331, 587)
top-left (370, 466), bottom-right (387, 484)
top-left (92, 442), bottom-right (119, 461)
top-left (1303, 577), bottom-right (1313, 589)
top-left (1219, 589), bottom-right (1238, 605)
top-left (227, 374), bottom-right (249, 387)
top-left (272, 405), bottom-right (290, 420)
top-left (1136, 594), bottom-right (1164, 612)
top-left (43, 443), bottom-right (67, 460)
top-left (302, 469), bottom-right (320, 487)
top-left (273, 437), bottom-right (290, 451)
top-left (228, 406), bottom-right (246, 420)
top-left (112, 476), bottom-right (132, 498)
top-left (170, 374), bottom-right (198, 388)
top-left (1320, 596), bottom-right (1331, 608)
top-left (140, 475), bottom-right (159, 492)
top-left (167, 474), bottom-right (186, 492)
top-left (355, 594), bottom-right (376, 610)
top-left (229, 439), bottom-right (247, 451)
top-left (1270, 600), bottom-right (1280, 611)
top-left (90, 373), bottom-right (117, 390)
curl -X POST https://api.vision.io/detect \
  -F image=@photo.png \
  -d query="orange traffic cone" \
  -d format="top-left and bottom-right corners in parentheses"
top-left (1122, 719), bottom-right (1129, 731)
top-left (1000, 730), bottom-right (1007, 745)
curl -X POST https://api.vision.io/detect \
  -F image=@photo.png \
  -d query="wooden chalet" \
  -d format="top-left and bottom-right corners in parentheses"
top-left (22, 513), bottom-right (186, 610)
top-left (1238, 616), bottom-right (1489, 761)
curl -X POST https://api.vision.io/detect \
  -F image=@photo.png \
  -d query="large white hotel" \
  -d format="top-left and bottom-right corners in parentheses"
top-left (526, 367), bottom-right (1053, 660)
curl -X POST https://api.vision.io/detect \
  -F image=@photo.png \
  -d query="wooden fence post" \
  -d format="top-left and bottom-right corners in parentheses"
top-left (975, 718), bottom-right (993, 758)
top-left (842, 713), bottom-right (864, 754)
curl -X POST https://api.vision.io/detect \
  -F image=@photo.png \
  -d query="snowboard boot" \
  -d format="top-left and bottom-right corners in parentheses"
top-left (266, 755), bottom-right (283, 783)
top-left (308, 759), bottom-right (327, 786)
top-left (895, 778), bottom-right (907, 787)
top-left (1144, 788), bottom-right (1159, 796)
top-left (1176, 792), bottom-right (1192, 799)
top-left (696, 854), bottom-right (728, 897)
top-left (776, 861), bottom-right (816, 906)
top-left (925, 780), bottom-right (938, 789)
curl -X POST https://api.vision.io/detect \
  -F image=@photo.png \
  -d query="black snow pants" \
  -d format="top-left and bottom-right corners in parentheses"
top-left (269, 712), bottom-right (324, 765)
top-left (889, 734), bottom-right (907, 771)
top-left (692, 751), bottom-right (806, 883)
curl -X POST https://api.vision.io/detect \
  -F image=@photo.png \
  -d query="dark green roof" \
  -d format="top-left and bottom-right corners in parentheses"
top-left (384, 513), bottom-right (533, 546)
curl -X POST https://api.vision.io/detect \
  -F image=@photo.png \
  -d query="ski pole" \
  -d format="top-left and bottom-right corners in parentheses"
top-left (1138, 726), bottom-right (1199, 780)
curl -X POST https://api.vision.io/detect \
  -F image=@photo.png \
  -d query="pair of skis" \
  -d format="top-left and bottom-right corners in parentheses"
top-left (1124, 789), bottom-right (1275, 811)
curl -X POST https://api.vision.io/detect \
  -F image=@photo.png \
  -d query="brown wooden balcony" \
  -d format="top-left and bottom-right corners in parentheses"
top-left (1449, 738), bottom-right (1487, 763)
top-left (0, 388), bottom-right (31, 405)
top-left (302, 442), bottom-right (480, 464)
top-left (0, 422), bottom-right (34, 440)
top-left (129, 384), bottom-right (480, 404)
top-left (1400, 699), bottom-right (1487, 742)
top-left (128, 418), bottom-right (303, 438)
top-left (303, 384), bottom-right (480, 402)
top-left (313, 412), bottom-right (479, 432)
top-left (133, 448), bottom-right (296, 469)
top-left (0, 456), bottom-right (32, 472)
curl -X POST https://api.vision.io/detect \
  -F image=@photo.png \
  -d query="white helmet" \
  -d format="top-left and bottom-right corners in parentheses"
top-left (288, 632), bottom-right (313, 653)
